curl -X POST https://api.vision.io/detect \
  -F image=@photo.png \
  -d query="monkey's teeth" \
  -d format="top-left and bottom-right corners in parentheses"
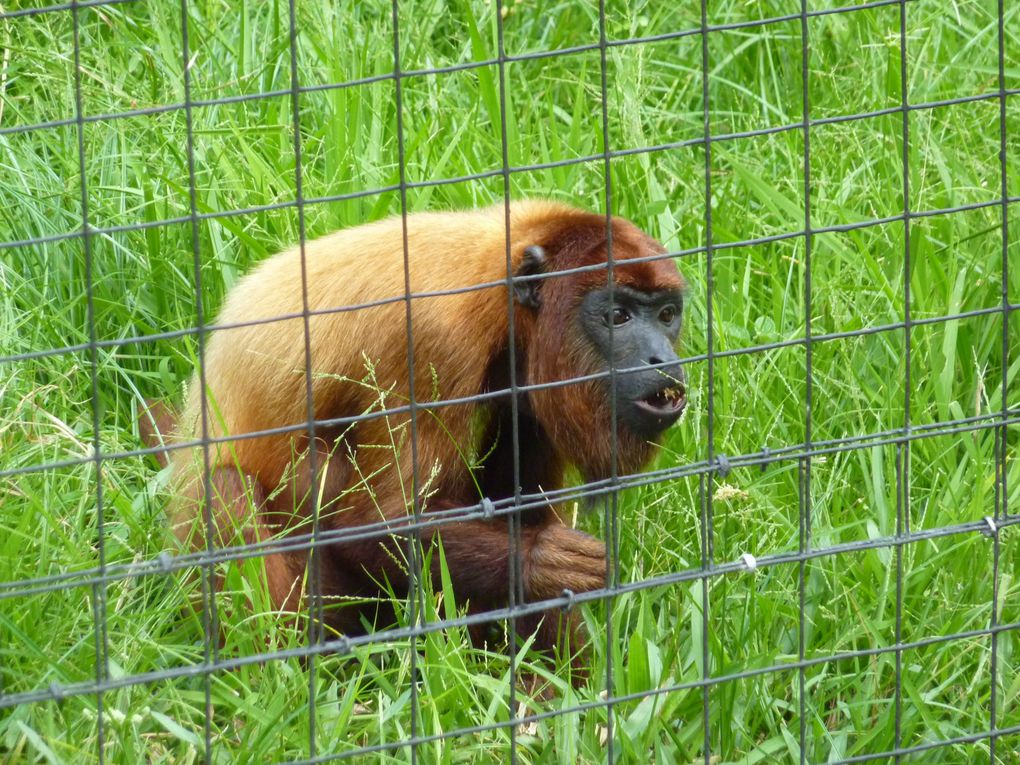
top-left (641, 385), bottom-right (684, 413)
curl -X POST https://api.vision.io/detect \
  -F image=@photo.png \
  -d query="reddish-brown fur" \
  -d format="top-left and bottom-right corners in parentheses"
top-left (149, 200), bottom-right (684, 661)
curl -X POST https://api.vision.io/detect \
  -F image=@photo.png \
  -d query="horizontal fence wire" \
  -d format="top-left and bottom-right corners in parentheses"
top-left (1, 0), bottom-right (1016, 763)
top-left (3, 404), bottom-right (1018, 607)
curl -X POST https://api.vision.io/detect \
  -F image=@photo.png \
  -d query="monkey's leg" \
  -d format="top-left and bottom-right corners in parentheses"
top-left (183, 466), bottom-right (306, 615)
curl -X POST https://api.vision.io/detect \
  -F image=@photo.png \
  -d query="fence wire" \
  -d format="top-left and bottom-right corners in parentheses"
top-left (1, 0), bottom-right (1017, 764)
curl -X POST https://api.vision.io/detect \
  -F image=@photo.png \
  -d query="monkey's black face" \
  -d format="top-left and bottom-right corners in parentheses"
top-left (579, 284), bottom-right (687, 439)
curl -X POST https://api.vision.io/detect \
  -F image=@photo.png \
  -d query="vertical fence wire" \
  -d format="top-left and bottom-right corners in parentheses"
top-left (698, 1), bottom-right (716, 759)
top-left (177, 3), bottom-right (218, 762)
top-left (389, 4), bottom-right (425, 762)
top-left (596, 1), bottom-right (620, 760)
top-left (491, 1), bottom-right (524, 759)
top-left (70, 3), bottom-right (109, 763)
top-left (893, 443), bottom-right (905, 759)
top-left (990, 446), bottom-right (1002, 763)
top-left (894, 1), bottom-right (913, 756)
top-left (990, 0), bottom-right (1011, 756)
top-left (798, 1), bottom-right (814, 759)
top-left (284, 0), bottom-right (326, 757)
top-left (999, 1), bottom-right (1013, 528)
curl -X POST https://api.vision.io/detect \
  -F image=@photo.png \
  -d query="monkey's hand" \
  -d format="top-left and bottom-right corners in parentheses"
top-left (525, 524), bottom-right (606, 602)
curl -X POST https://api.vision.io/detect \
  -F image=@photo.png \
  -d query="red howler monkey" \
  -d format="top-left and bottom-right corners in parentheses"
top-left (142, 200), bottom-right (687, 662)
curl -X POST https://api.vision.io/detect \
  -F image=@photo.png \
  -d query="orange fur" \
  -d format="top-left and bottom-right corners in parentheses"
top-left (159, 200), bottom-right (683, 647)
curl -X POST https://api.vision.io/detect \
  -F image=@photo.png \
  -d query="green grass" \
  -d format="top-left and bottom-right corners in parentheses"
top-left (2, 0), bottom-right (1019, 762)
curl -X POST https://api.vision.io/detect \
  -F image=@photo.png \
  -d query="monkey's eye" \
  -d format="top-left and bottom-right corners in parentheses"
top-left (604, 307), bottom-right (631, 326)
top-left (658, 305), bottom-right (677, 324)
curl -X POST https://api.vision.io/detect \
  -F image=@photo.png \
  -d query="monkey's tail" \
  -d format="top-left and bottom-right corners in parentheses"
top-left (138, 398), bottom-right (176, 468)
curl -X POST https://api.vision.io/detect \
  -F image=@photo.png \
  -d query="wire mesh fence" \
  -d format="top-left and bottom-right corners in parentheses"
top-left (1, 0), bottom-right (1018, 762)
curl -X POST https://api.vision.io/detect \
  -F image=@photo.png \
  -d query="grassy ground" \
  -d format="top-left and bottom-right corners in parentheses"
top-left (1, 0), bottom-right (1019, 762)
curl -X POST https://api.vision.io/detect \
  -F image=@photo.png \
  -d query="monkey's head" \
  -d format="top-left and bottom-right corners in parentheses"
top-left (513, 215), bottom-right (687, 480)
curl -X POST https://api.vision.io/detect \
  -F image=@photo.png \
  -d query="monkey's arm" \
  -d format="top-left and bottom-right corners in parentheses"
top-left (425, 517), bottom-right (603, 672)
top-left (425, 517), bottom-right (606, 603)
top-left (339, 509), bottom-right (605, 605)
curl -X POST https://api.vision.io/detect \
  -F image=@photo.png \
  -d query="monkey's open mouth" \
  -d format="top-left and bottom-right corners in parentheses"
top-left (635, 384), bottom-right (686, 416)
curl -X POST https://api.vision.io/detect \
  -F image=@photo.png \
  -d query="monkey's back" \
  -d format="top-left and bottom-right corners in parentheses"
top-left (173, 200), bottom-right (577, 495)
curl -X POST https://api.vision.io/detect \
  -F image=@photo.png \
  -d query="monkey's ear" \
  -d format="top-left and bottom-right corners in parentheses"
top-left (513, 245), bottom-right (547, 310)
